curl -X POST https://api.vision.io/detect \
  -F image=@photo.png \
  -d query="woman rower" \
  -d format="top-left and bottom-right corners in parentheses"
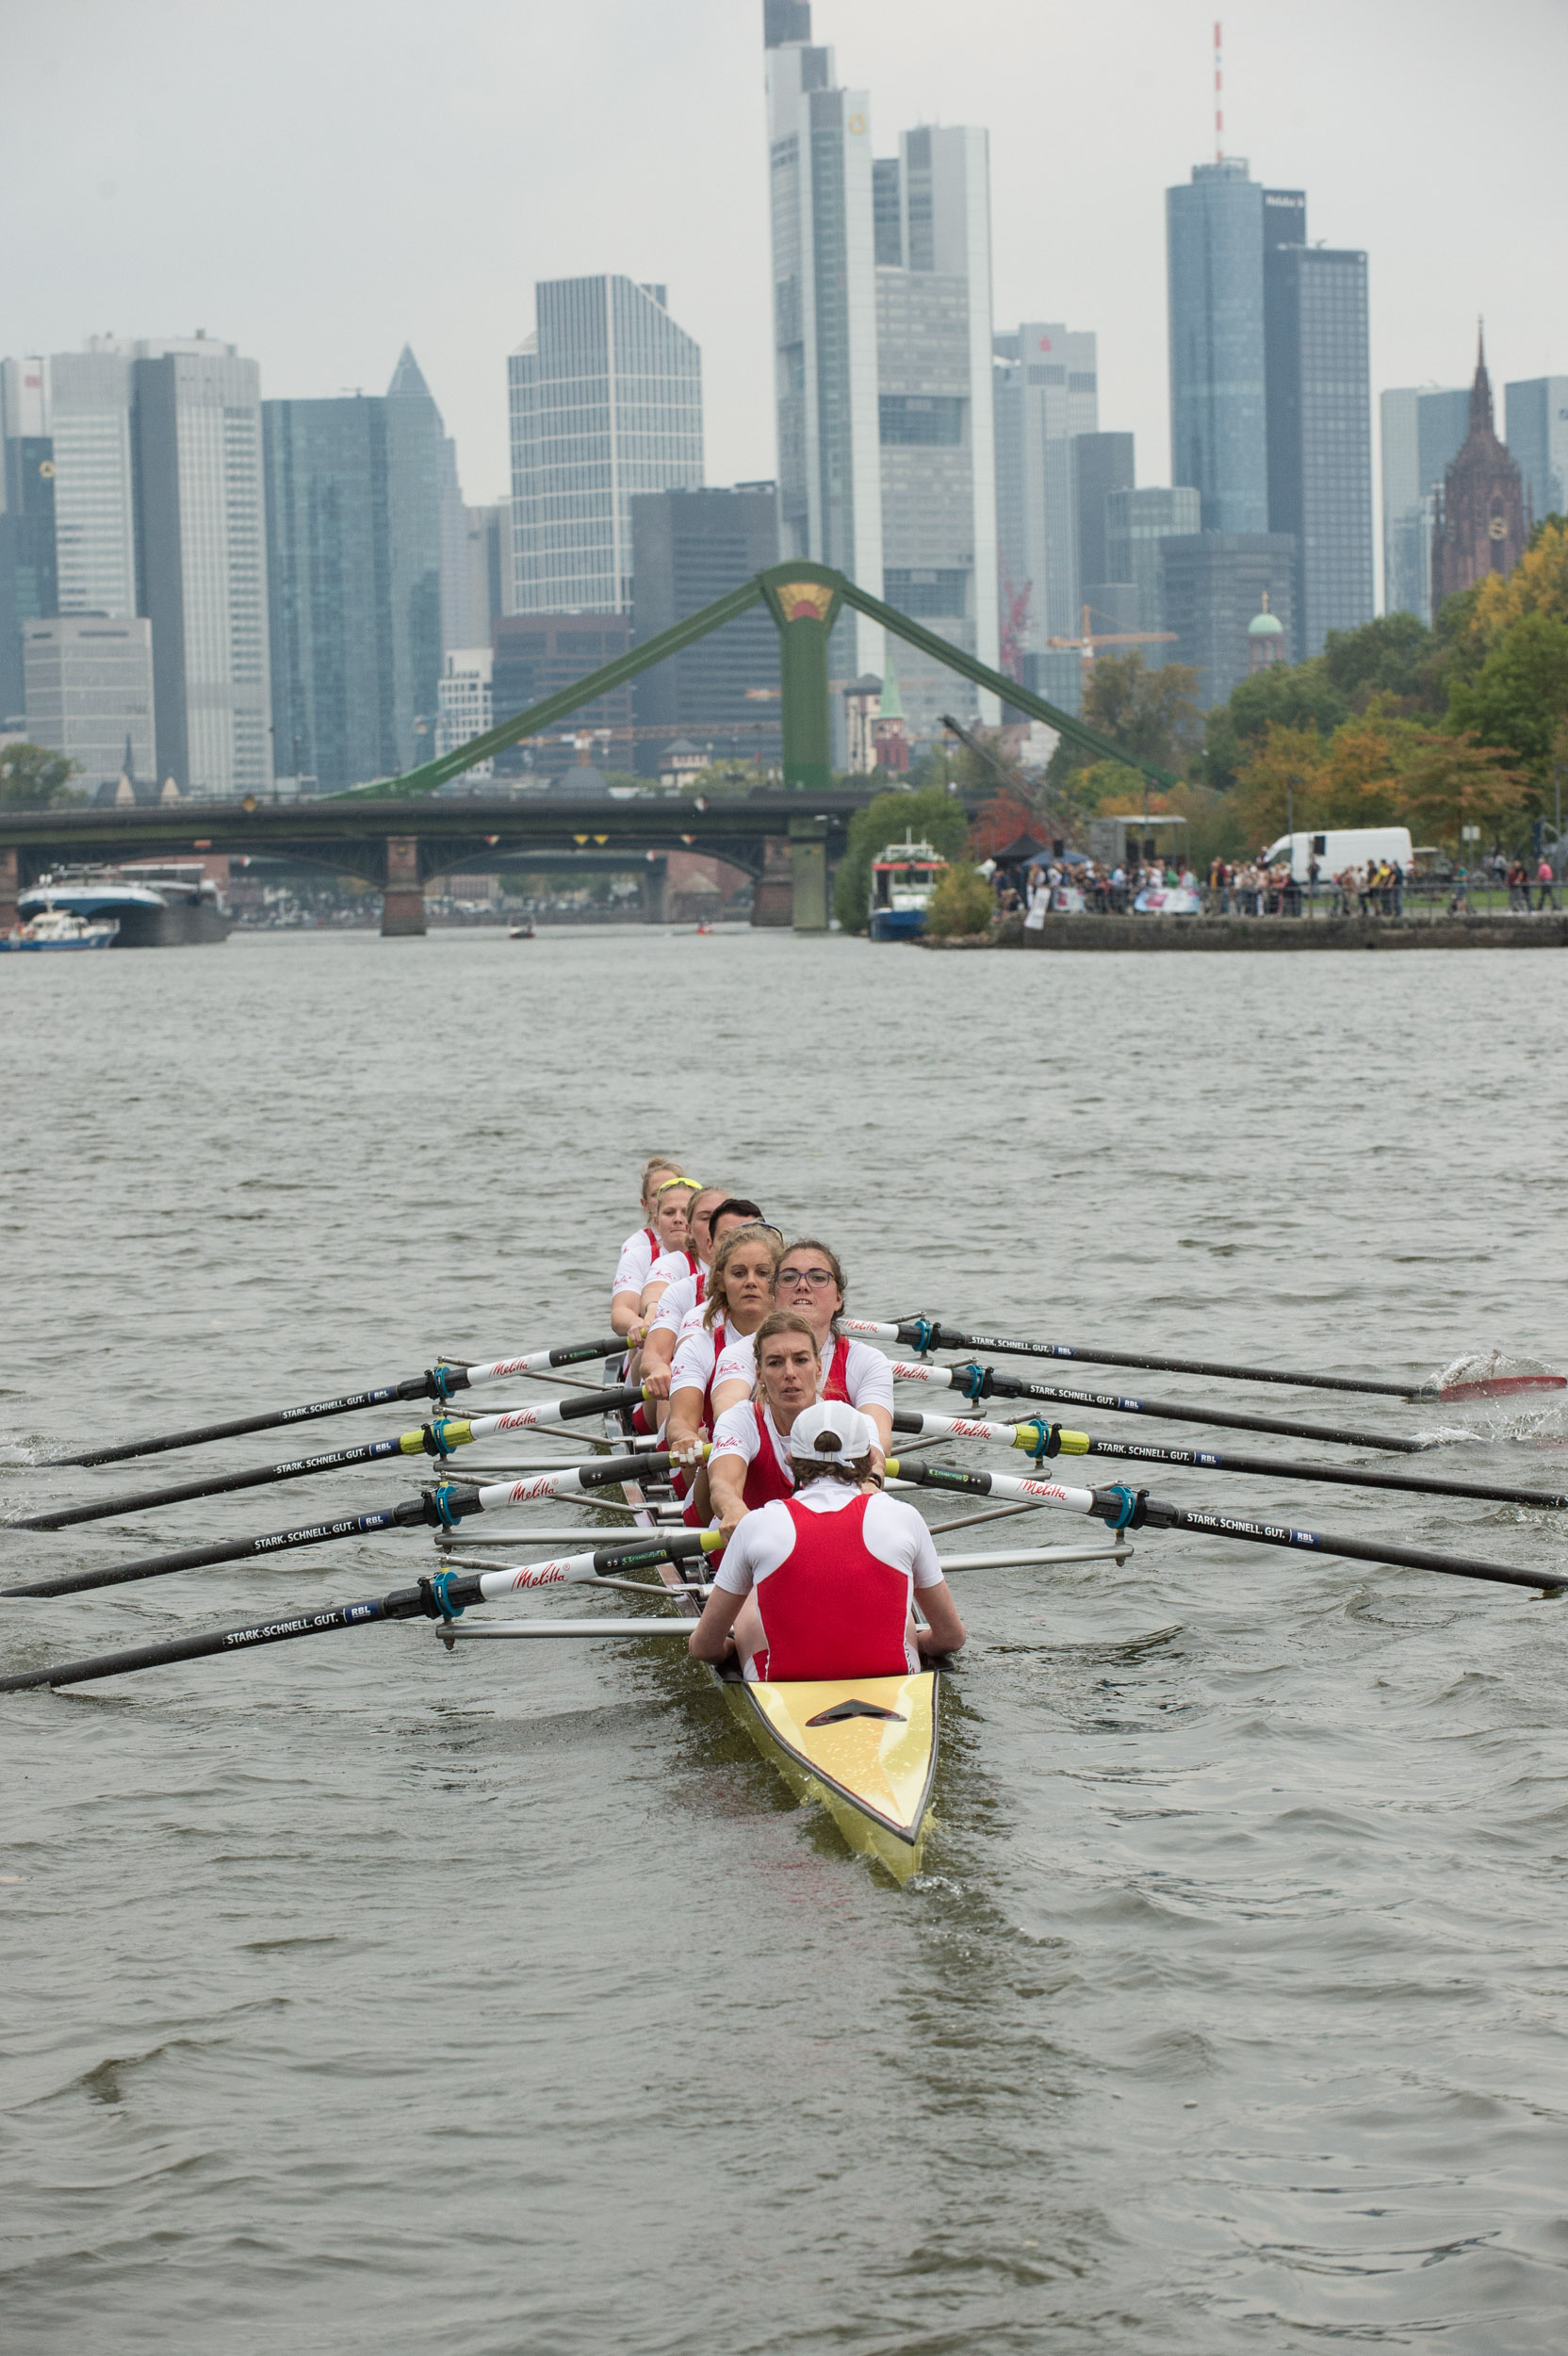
top-left (708, 1237), bottom-right (893, 1466)
top-left (665, 1222), bottom-right (781, 1515)
top-left (629, 1185), bottom-right (728, 1345)
top-left (638, 1197), bottom-right (772, 1413)
top-left (612, 1174), bottom-right (697, 1341)
top-left (707, 1309), bottom-right (821, 1545)
top-left (689, 1401), bottom-right (966, 1683)
top-left (610, 1156), bottom-right (688, 1337)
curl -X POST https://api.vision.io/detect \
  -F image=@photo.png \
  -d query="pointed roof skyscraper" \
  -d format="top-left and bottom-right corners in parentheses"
top-left (386, 344), bottom-right (433, 402)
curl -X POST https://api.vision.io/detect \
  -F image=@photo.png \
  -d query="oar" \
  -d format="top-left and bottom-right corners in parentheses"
top-left (0, 1452), bottom-right (679, 1601)
top-left (0, 1533), bottom-right (723, 1694)
top-left (852, 1319), bottom-right (1564, 1404)
top-left (882, 1458), bottom-right (1567, 1596)
top-left (890, 1411), bottom-right (1568, 1513)
top-left (888, 1358), bottom-right (1430, 1453)
top-left (50, 1335), bottom-right (627, 1469)
top-left (9, 1387), bottom-right (647, 1530)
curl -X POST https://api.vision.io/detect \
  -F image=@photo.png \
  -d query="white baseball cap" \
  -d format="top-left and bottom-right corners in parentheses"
top-left (787, 1400), bottom-right (877, 1463)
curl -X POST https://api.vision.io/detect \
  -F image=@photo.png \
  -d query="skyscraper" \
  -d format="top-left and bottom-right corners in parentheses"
top-left (1167, 158), bottom-right (1267, 534)
top-left (508, 277), bottom-right (702, 617)
top-left (1161, 533), bottom-right (1297, 707)
top-left (1104, 484), bottom-right (1201, 656)
top-left (263, 367), bottom-right (447, 794)
top-left (23, 614), bottom-right (155, 794)
top-left (993, 324), bottom-right (1098, 651)
top-left (0, 369), bottom-right (56, 728)
top-left (630, 483), bottom-right (780, 771)
top-left (765, 8), bottom-right (882, 679)
top-left (1505, 377), bottom-right (1568, 527)
top-left (1380, 385), bottom-right (1468, 623)
top-left (133, 336), bottom-right (271, 797)
top-left (1264, 235), bottom-right (1374, 654)
top-left (873, 123), bottom-right (999, 733)
top-left (1073, 432), bottom-right (1135, 618)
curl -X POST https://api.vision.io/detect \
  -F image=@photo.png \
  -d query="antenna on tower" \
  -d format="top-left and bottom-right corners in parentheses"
top-left (1214, 21), bottom-right (1224, 161)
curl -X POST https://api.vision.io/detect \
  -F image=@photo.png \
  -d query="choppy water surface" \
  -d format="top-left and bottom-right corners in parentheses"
top-left (3, 928), bottom-right (1567, 2353)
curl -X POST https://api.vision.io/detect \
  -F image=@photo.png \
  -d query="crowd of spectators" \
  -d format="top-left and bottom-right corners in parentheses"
top-left (989, 843), bottom-right (1564, 924)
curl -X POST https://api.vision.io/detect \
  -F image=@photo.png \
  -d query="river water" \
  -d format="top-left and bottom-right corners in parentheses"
top-left (3, 926), bottom-right (1567, 2353)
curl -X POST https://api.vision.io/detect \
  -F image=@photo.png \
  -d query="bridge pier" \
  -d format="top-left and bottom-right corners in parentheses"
top-left (381, 835), bottom-right (426, 937)
top-left (641, 855), bottom-right (669, 925)
top-left (788, 816), bottom-right (828, 934)
top-left (750, 839), bottom-right (792, 927)
top-left (0, 847), bottom-right (17, 935)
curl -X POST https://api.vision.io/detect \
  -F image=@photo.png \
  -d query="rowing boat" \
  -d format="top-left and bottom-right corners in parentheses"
top-left (605, 1392), bottom-right (945, 1882)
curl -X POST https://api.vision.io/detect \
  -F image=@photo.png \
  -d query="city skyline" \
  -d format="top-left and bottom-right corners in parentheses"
top-left (2, 0), bottom-right (1562, 620)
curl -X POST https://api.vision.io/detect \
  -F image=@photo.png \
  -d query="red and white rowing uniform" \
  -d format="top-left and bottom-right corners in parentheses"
top-left (611, 1225), bottom-right (662, 1309)
top-left (711, 1480), bottom-right (943, 1682)
top-left (708, 1400), bottom-right (795, 1510)
top-left (710, 1331), bottom-right (894, 1419)
top-left (648, 1268), bottom-right (706, 1338)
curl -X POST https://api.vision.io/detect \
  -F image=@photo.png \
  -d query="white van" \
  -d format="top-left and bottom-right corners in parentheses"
top-left (1261, 826), bottom-right (1413, 884)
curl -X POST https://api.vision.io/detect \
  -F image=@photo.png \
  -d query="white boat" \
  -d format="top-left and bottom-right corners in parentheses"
top-left (0, 901), bottom-right (119, 953)
top-left (17, 864), bottom-right (230, 948)
top-left (868, 835), bottom-right (948, 942)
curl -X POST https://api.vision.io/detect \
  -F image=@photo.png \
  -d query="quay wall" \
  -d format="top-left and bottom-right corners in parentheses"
top-left (921, 915), bottom-right (1568, 954)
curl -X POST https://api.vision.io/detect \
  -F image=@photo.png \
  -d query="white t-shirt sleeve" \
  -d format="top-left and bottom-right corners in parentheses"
top-left (863, 1490), bottom-right (945, 1588)
top-left (712, 1333), bottom-right (757, 1392)
top-left (843, 1339), bottom-right (894, 1415)
top-left (650, 1273), bottom-right (697, 1337)
top-left (612, 1230), bottom-right (654, 1301)
top-left (670, 1323), bottom-right (716, 1396)
top-left (710, 1402), bottom-right (760, 1467)
top-left (711, 1498), bottom-right (794, 1595)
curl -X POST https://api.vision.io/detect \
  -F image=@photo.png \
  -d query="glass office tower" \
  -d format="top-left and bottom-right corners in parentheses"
top-left (508, 277), bottom-right (702, 617)
top-left (1166, 158), bottom-right (1267, 534)
top-left (1505, 378), bottom-right (1568, 528)
top-left (993, 324), bottom-right (1099, 652)
top-left (1265, 242), bottom-right (1374, 655)
top-left (1380, 385), bottom-right (1468, 623)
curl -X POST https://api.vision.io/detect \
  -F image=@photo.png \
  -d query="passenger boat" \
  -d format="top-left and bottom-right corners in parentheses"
top-left (1, 901), bottom-right (119, 951)
top-left (868, 834), bottom-right (947, 942)
top-left (18, 863), bottom-right (230, 947)
top-left (607, 1397), bottom-right (943, 1881)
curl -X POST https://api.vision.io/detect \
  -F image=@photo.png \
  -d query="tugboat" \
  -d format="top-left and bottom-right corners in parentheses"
top-left (867, 834), bottom-right (948, 941)
top-left (16, 863), bottom-right (230, 947)
top-left (0, 900), bottom-right (119, 952)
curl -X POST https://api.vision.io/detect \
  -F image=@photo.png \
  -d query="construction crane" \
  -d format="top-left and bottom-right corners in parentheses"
top-left (1046, 601), bottom-right (1177, 679)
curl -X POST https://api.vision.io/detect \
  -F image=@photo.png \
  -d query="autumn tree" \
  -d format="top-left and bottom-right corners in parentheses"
top-left (0, 744), bottom-right (80, 810)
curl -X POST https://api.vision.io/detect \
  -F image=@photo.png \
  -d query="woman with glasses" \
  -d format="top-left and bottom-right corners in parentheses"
top-left (710, 1237), bottom-right (894, 1466)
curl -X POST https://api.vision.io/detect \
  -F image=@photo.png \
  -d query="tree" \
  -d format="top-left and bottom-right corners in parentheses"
top-left (1230, 725), bottom-right (1331, 844)
top-left (832, 785), bottom-right (969, 934)
top-left (1398, 731), bottom-right (1531, 850)
top-left (924, 862), bottom-right (996, 937)
top-left (0, 744), bottom-right (80, 810)
top-left (1319, 611), bottom-right (1437, 708)
top-left (1206, 663), bottom-right (1346, 788)
top-left (1445, 611), bottom-right (1568, 785)
top-left (1046, 651), bottom-right (1202, 790)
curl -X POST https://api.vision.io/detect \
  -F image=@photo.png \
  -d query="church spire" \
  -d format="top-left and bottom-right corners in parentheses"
top-left (1469, 318), bottom-right (1494, 439)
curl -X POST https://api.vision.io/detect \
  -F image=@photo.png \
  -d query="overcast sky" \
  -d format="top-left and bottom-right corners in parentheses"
top-left (5, 0), bottom-right (1564, 582)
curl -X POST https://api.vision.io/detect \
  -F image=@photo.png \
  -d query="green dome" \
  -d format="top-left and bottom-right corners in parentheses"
top-left (1248, 607), bottom-right (1283, 637)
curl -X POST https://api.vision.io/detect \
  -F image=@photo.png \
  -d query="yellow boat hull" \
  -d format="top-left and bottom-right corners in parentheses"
top-left (720, 1667), bottom-right (940, 1884)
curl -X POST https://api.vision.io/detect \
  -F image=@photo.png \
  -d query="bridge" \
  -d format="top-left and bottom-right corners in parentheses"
top-left (0, 560), bottom-right (1170, 935)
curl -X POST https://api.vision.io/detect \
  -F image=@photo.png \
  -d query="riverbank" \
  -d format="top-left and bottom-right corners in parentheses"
top-left (923, 912), bottom-right (1568, 952)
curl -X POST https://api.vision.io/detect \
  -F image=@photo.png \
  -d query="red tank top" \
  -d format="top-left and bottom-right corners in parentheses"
top-left (821, 1333), bottom-right (851, 1401)
top-left (699, 1317), bottom-right (728, 1433)
top-left (751, 1494), bottom-right (912, 1682)
top-left (743, 1404), bottom-right (794, 1510)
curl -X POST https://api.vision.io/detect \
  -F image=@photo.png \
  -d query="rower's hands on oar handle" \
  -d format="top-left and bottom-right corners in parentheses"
top-left (643, 1364), bottom-right (673, 1401)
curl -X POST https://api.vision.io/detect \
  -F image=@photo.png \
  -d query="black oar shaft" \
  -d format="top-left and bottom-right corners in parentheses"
top-left (973, 1366), bottom-right (1426, 1454)
top-left (908, 1320), bottom-right (1422, 1399)
top-left (51, 1337), bottom-right (626, 1469)
top-left (9, 1437), bottom-right (405, 1530)
top-left (14, 1383), bottom-right (643, 1532)
top-left (0, 1530), bottom-right (710, 1693)
top-left (1068, 1433), bottom-right (1568, 1513)
top-left (1136, 1495), bottom-right (1566, 1595)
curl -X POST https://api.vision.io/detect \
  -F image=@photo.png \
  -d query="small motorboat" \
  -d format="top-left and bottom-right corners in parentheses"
top-left (509, 922), bottom-right (536, 940)
top-left (1, 902), bottom-right (119, 952)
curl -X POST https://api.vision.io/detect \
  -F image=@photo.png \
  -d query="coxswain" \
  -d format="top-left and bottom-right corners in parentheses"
top-left (688, 1402), bottom-right (966, 1681)
top-left (611, 1171), bottom-right (696, 1339)
top-left (706, 1309), bottom-right (821, 1545)
top-left (708, 1237), bottom-right (893, 1466)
